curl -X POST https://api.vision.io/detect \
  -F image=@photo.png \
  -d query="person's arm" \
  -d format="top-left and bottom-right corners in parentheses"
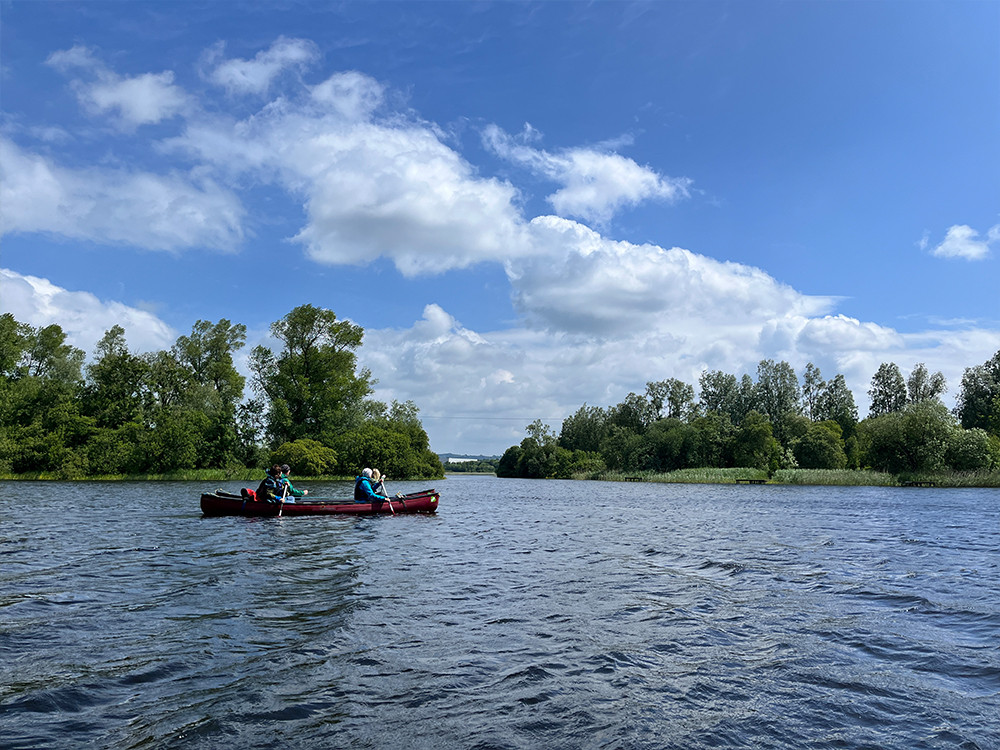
top-left (360, 479), bottom-right (388, 501)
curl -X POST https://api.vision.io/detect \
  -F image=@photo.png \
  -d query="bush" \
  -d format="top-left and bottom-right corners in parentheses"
top-left (270, 439), bottom-right (337, 476)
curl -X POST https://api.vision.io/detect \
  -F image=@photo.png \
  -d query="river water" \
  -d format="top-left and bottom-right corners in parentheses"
top-left (1, 477), bottom-right (998, 749)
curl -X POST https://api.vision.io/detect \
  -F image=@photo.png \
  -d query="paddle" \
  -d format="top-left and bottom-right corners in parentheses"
top-left (278, 482), bottom-right (288, 517)
top-left (378, 476), bottom-right (394, 515)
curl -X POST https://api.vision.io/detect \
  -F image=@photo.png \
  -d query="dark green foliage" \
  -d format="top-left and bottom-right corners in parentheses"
top-left (249, 304), bottom-right (372, 446)
top-left (496, 445), bottom-right (522, 478)
top-left (955, 350), bottom-right (1000, 436)
top-left (1, 309), bottom-right (441, 479)
top-left (858, 400), bottom-right (957, 474)
top-left (733, 411), bottom-right (781, 472)
top-left (645, 418), bottom-right (698, 472)
top-left (793, 421), bottom-right (848, 470)
top-left (558, 404), bottom-right (609, 452)
top-left (271, 439), bottom-right (338, 476)
top-left (444, 458), bottom-right (499, 473)
top-left (868, 362), bottom-right (907, 417)
top-left (815, 374), bottom-right (859, 438)
top-left (499, 358), bottom-right (993, 481)
top-left (496, 428), bottom-right (605, 479)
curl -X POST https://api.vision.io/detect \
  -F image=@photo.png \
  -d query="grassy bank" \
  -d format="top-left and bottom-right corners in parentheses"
top-left (595, 468), bottom-right (767, 484)
top-left (597, 468), bottom-right (1000, 487)
top-left (771, 469), bottom-right (898, 486)
top-left (4, 468), bottom-right (998, 487)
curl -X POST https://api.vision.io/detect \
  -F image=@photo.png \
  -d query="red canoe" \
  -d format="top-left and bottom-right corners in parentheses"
top-left (200, 488), bottom-right (440, 517)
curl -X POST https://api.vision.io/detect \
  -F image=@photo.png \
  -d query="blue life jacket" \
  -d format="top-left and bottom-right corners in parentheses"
top-left (354, 476), bottom-right (384, 503)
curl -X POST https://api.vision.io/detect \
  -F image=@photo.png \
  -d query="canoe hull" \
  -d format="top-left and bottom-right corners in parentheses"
top-left (200, 489), bottom-right (439, 517)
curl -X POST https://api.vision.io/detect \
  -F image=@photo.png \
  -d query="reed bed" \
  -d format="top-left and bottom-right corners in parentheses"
top-left (771, 469), bottom-right (898, 486)
top-left (600, 468), bottom-right (767, 484)
top-left (897, 471), bottom-right (1000, 488)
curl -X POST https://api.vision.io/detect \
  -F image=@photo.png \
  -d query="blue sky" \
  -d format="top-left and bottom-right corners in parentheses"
top-left (2, 1), bottom-right (998, 456)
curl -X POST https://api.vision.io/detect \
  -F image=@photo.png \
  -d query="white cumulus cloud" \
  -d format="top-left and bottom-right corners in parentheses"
top-left (0, 138), bottom-right (245, 252)
top-left (167, 72), bottom-right (531, 275)
top-left (483, 123), bottom-right (691, 225)
top-left (205, 37), bottom-right (319, 95)
top-left (47, 45), bottom-right (190, 127)
top-left (929, 224), bottom-right (997, 261)
top-left (0, 268), bottom-right (176, 355)
top-left (509, 216), bottom-right (834, 337)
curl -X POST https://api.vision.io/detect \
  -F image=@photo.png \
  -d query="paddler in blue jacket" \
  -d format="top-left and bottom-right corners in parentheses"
top-left (354, 467), bottom-right (390, 504)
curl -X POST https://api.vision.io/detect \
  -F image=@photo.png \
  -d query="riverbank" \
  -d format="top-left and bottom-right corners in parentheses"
top-left (593, 467), bottom-right (1000, 487)
top-left (5, 467), bottom-right (999, 487)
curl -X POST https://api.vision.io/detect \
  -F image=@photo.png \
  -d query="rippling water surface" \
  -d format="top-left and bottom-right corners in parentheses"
top-left (2, 477), bottom-right (998, 749)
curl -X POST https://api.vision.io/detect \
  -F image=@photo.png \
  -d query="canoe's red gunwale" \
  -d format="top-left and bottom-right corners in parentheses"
top-left (200, 489), bottom-right (439, 517)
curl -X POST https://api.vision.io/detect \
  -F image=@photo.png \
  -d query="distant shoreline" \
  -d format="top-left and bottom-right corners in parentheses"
top-left (5, 467), bottom-right (996, 488)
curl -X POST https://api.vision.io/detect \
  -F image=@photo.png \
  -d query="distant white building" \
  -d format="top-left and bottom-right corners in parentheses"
top-left (446, 457), bottom-right (476, 463)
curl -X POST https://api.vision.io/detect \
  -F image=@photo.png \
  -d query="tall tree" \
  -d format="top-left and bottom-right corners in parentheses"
top-left (559, 404), bottom-right (609, 453)
top-left (801, 363), bottom-right (826, 421)
top-left (815, 374), bottom-right (859, 437)
top-left (0, 313), bottom-right (30, 377)
top-left (699, 370), bottom-right (753, 424)
top-left (754, 360), bottom-right (800, 442)
top-left (608, 392), bottom-right (654, 433)
top-left (647, 378), bottom-right (697, 421)
top-left (84, 326), bottom-right (150, 429)
top-left (906, 362), bottom-right (946, 404)
top-left (699, 370), bottom-right (737, 416)
top-left (249, 305), bottom-right (372, 446)
top-left (868, 362), bottom-right (907, 417)
top-left (173, 319), bottom-right (247, 410)
top-left (172, 319), bottom-right (248, 467)
top-left (955, 350), bottom-right (1000, 436)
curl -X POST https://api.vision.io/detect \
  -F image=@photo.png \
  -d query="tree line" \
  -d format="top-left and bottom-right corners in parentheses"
top-left (0, 306), bottom-right (444, 479)
top-left (498, 356), bottom-right (1000, 479)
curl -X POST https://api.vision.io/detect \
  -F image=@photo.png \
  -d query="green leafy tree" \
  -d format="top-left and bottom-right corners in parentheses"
top-left (907, 363), bottom-right (946, 404)
top-left (815, 374), bottom-right (859, 438)
top-left (0, 319), bottom-right (89, 475)
top-left (753, 360), bottom-right (801, 442)
top-left (794, 420), bottom-right (847, 469)
top-left (688, 413), bottom-right (736, 468)
top-left (526, 418), bottom-right (558, 446)
top-left (271, 439), bottom-right (338, 476)
top-left (868, 362), bottom-right (907, 417)
top-left (859, 400), bottom-right (956, 474)
top-left (559, 404), bottom-right (609, 452)
top-left (0, 313), bottom-right (30, 377)
top-left (142, 408), bottom-right (206, 472)
top-left (600, 424), bottom-right (650, 472)
top-left (608, 392), bottom-right (654, 434)
top-left (733, 411), bottom-right (781, 472)
top-left (497, 444), bottom-right (523, 477)
top-left (645, 418), bottom-right (698, 471)
top-left (945, 428), bottom-right (997, 472)
top-left (84, 326), bottom-right (150, 429)
top-left (514, 436), bottom-right (552, 478)
top-left (699, 370), bottom-right (745, 424)
top-left (249, 305), bottom-right (372, 446)
top-left (801, 363), bottom-right (826, 421)
top-left (646, 379), bottom-right (697, 421)
top-left (955, 350), bottom-right (1000, 436)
